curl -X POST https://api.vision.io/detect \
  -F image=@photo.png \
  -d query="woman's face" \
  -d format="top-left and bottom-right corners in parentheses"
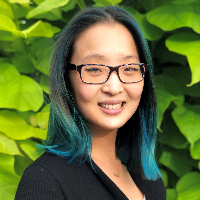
top-left (69, 22), bottom-right (144, 134)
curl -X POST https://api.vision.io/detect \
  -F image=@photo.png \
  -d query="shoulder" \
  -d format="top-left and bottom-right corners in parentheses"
top-left (15, 152), bottom-right (94, 200)
top-left (15, 152), bottom-right (71, 200)
top-left (30, 151), bottom-right (65, 169)
top-left (131, 173), bottom-right (166, 200)
top-left (15, 160), bottom-right (65, 200)
top-left (29, 152), bottom-right (89, 180)
top-left (17, 152), bottom-right (83, 183)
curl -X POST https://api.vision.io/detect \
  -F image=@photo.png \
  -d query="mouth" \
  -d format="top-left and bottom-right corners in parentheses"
top-left (98, 102), bottom-right (125, 109)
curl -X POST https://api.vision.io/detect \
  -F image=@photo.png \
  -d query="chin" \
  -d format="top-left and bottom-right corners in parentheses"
top-left (88, 120), bottom-right (127, 134)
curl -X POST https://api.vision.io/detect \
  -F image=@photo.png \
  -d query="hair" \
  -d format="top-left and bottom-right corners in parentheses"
top-left (41, 6), bottom-right (160, 180)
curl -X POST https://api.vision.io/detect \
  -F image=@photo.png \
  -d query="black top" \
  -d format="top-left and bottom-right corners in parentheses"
top-left (15, 152), bottom-right (166, 200)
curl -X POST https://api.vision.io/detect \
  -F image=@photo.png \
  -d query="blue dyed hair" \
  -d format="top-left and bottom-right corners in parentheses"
top-left (42, 6), bottom-right (160, 180)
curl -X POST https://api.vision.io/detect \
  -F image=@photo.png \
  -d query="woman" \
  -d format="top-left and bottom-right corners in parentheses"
top-left (15, 6), bottom-right (166, 200)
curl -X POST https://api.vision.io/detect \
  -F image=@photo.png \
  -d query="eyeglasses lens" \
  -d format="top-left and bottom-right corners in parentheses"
top-left (119, 65), bottom-right (143, 83)
top-left (81, 64), bottom-right (143, 83)
top-left (81, 65), bottom-right (109, 83)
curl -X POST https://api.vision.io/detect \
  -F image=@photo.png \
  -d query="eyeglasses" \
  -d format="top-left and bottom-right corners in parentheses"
top-left (66, 63), bottom-right (148, 84)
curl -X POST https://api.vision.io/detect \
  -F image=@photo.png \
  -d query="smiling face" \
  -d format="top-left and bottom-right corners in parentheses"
top-left (69, 22), bottom-right (144, 135)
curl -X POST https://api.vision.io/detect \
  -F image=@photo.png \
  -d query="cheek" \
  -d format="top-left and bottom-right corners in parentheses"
top-left (127, 82), bottom-right (144, 100)
top-left (69, 73), bottom-right (99, 107)
top-left (72, 84), bottom-right (99, 122)
top-left (74, 84), bottom-right (96, 104)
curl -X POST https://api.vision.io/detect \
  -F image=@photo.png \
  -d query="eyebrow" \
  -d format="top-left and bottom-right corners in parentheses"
top-left (123, 54), bottom-right (140, 61)
top-left (80, 53), bottom-right (140, 62)
top-left (80, 54), bottom-right (105, 62)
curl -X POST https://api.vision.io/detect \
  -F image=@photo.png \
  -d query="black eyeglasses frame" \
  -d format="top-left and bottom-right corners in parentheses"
top-left (66, 63), bottom-right (148, 84)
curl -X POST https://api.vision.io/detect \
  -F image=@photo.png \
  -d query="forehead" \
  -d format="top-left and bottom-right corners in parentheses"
top-left (71, 22), bottom-right (139, 64)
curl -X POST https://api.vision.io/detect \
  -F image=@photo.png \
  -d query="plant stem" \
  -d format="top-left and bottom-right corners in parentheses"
top-left (76, 0), bottom-right (86, 10)
top-left (9, 3), bottom-right (21, 31)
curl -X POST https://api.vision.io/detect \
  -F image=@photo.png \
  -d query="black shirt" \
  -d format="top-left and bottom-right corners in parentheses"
top-left (15, 152), bottom-right (166, 200)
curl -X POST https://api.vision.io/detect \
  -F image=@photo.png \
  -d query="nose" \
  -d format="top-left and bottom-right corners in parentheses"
top-left (101, 71), bottom-right (124, 95)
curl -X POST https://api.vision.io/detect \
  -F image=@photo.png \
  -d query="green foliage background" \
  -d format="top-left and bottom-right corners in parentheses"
top-left (0, 0), bottom-right (200, 199)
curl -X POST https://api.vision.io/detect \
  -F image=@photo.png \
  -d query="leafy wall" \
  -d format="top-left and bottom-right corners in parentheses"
top-left (0, 0), bottom-right (200, 199)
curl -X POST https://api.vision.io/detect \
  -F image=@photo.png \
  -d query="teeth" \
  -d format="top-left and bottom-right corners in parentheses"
top-left (100, 103), bottom-right (123, 109)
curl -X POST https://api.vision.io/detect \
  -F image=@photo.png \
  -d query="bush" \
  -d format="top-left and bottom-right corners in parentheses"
top-left (0, 0), bottom-right (200, 199)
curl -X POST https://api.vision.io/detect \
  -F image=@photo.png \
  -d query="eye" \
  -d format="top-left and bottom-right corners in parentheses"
top-left (86, 67), bottom-right (102, 72)
top-left (124, 67), bottom-right (138, 72)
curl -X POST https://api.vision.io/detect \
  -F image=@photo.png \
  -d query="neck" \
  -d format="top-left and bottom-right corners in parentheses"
top-left (90, 128), bottom-right (118, 161)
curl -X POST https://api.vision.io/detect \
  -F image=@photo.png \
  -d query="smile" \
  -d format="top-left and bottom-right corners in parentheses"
top-left (98, 102), bottom-right (126, 115)
top-left (99, 103), bottom-right (123, 109)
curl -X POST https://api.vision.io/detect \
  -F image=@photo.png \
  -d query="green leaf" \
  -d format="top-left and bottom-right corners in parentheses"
top-left (189, 158), bottom-right (199, 170)
top-left (172, 104), bottom-right (200, 146)
top-left (29, 114), bottom-right (38, 127)
top-left (92, 0), bottom-right (106, 7)
top-left (8, 0), bottom-right (30, 4)
top-left (51, 24), bottom-right (61, 34)
top-left (163, 67), bottom-right (200, 97)
top-left (93, 0), bottom-right (121, 7)
top-left (29, 37), bottom-right (51, 57)
top-left (12, 3), bottom-right (30, 20)
top-left (50, 7), bottom-right (62, 19)
top-left (0, 153), bottom-right (20, 200)
top-left (0, 14), bottom-right (18, 33)
top-left (159, 146), bottom-right (192, 178)
top-left (40, 74), bottom-right (49, 93)
top-left (143, 0), bottom-right (166, 12)
top-left (31, 0), bottom-right (63, 21)
top-left (146, 4), bottom-right (200, 33)
top-left (170, 0), bottom-right (199, 5)
top-left (0, 62), bottom-right (20, 83)
top-left (11, 54), bottom-right (36, 74)
top-left (33, 0), bottom-right (44, 4)
top-left (61, 0), bottom-right (76, 12)
top-left (35, 111), bottom-right (49, 129)
top-left (18, 140), bottom-right (41, 160)
top-left (44, 22), bottom-right (61, 34)
top-left (165, 169), bottom-right (179, 189)
top-left (143, 0), bottom-right (199, 12)
top-left (16, 111), bottom-right (35, 125)
top-left (41, 104), bottom-right (50, 112)
top-left (166, 32), bottom-right (200, 86)
top-left (124, 7), bottom-right (164, 41)
top-left (0, 74), bottom-right (44, 112)
top-left (160, 168), bottom-right (168, 187)
top-left (0, 14), bottom-right (24, 38)
top-left (12, 38), bottom-right (26, 52)
top-left (160, 111), bottom-right (189, 149)
top-left (14, 154), bottom-right (33, 177)
top-left (153, 38), bottom-right (188, 66)
top-left (176, 172), bottom-right (200, 200)
top-left (0, 132), bottom-right (22, 155)
top-left (0, 41), bottom-right (15, 52)
top-left (0, 0), bottom-right (14, 19)
top-left (35, 44), bottom-right (52, 75)
top-left (32, 9), bottom-right (61, 21)
top-left (187, 55), bottom-right (200, 86)
top-left (21, 20), bottom-right (54, 38)
top-left (0, 110), bottom-right (47, 140)
top-left (190, 139), bottom-right (200, 160)
top-left (0, 30), bottom-right (14, 41)
top-left (0, 57), bottom-right (9, 62)
top-left (166, 189), bottom-right (177, 200)
top-left (27, 0), bottom-right (70, 19)
top-left (107, 0), bottom-right (122, 5)
top-left (28, 37), bottom-right (53, 75)
top-left (154, 74), bottom-right (184, 129)
top-left (29, 110), bottom-right (49, 129)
